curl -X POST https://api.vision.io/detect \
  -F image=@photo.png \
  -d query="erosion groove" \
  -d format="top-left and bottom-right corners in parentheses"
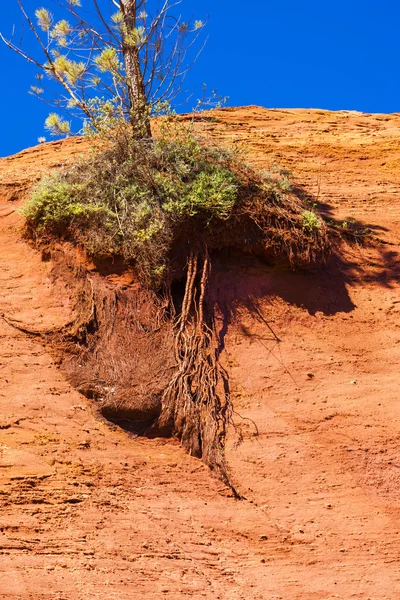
top-left (54, 258), bottom-right (176, 429)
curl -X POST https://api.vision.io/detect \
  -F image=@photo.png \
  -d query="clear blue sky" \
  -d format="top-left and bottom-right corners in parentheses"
top-left (1, 0), bottom-right (399, 156)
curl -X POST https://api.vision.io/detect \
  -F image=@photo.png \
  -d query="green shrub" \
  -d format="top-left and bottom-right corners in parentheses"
top-left (23, 121), bottom-right (330, 286)
top-left (24, 178), bottom-right (106, 230)
top-left (277, 176), bottom-right (292, 191)
top-left (163, 166), bottom-right (237, 219)
top-left (302, 210), bottom-right (322, 232)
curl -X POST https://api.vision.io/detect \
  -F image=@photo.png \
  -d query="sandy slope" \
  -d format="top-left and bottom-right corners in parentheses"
top-left (0, 107), bottom-right (399, 599)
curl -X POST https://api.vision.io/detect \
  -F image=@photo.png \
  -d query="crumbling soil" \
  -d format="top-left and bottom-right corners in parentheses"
top-left (0, 107), bottom-right (400, 599)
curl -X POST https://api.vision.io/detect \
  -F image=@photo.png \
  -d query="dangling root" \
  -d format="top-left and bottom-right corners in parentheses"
top-left (156, 248), bottom-right (241, 498)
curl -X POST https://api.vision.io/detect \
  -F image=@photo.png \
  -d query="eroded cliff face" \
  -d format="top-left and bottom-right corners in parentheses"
top-left (0, 107), bottom-right (400, 599)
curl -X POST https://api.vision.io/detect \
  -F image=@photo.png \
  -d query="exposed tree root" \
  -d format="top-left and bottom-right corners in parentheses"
top-left (35, 246), bottom-right (241, 497)
top-left (155, 248), bottom-right (242, 498)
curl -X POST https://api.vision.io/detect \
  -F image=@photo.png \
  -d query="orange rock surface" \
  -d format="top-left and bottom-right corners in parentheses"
top-left (0, 107), bottom-right (399, 599)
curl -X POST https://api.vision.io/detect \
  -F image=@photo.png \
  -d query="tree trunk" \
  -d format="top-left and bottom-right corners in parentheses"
top-left (119, 0), bottom-right (151, 138)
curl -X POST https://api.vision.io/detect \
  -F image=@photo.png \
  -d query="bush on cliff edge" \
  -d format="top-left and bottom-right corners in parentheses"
top-left (23, 119), bottom-right (329, 287)
top-left (22, 118), bottom-right (330, 496)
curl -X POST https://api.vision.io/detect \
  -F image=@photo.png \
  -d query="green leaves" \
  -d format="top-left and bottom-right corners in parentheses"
top-left (35, 8), bottom-right (52, 32)
top-left (111, 11), bottom-right (123, 25)
top-left (14, 0), bottom-right (208, 142)
top-left (22, 126), bottom-right (240, 284)
top-left (186, 168), bottom-right (238, 218)
top-left (162, 166), bottom-right (238, 220)
top-left (95, 47), bottom-right (120, 73)
top-left (50, 19), bottom-right (72, 47)
top-left (45, 113), bottom-right (71, 136)
top-left (302, 210), bottom-right (322, 232)
top-left (29, 85), bottom-right (44, 96)
top-left (52, 19), bottom-right (71, 37)
top-left (124, 26), bottom-right (146, 48)
top-left (53, 56), bottom-right (86, 86)
top-left (23, 115), bottom-right (330, 288)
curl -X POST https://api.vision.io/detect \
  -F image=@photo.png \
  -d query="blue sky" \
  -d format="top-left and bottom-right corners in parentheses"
top-left (1, 0), bottom-right (399, 156)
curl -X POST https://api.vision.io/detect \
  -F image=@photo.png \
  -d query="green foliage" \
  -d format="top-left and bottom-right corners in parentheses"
top-left (23, 123), bottom-right (240, 284)
top-left (259, 165), bottom-right (294, 192)
top-left (162, 167), bottom-right (237, 219)
top-left (302, 210), bottom-right (322, 232)
top-left (29, 85), bottom-right (44, 96)
top-left (23, 120), bottom-right (330, 286)
top-left (53, 55), bottom-right (86, 86)
top-left (23, 178), bottom-right (109, 229)
top-left (277, 176), bottom-right (292, 191)
top-left (94, 48), bottom-right (121, 74)
top-left (35, 8), bottom-right (52, 32)
top-left (326, 217), bottom-right (372, 242)
top-left (45, 113), bottom-right (71, 136)
top-left (2, 0), bottom-right (208, 139)
top-left (81, 97), bottom-right (125, 137)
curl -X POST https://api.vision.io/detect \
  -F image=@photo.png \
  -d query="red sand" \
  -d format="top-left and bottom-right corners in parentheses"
top-left (0, 107), bottom-right (399, 599)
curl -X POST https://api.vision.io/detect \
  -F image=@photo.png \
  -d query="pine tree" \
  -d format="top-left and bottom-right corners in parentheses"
top-left (1, 0), bottom-right (204, 139)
